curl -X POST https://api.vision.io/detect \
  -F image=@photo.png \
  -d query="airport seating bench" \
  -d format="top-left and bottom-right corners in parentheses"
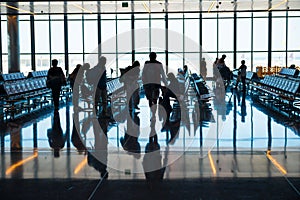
top-left (27, 70), bottom-right (48, 78)
top-left (0, 77), bottom-right (70, 120)
top-left (252, 76), bottom-right (300, 117)
top-left (252, 75), bottom-right (300, 102)
top-left (190, 73), bottom-right (211, 101)
top-left (0, 72), bottom-right (26, 82)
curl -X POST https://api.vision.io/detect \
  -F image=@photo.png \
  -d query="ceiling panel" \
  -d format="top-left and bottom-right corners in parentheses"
top-left (0, 1), bottom-right (299, 15)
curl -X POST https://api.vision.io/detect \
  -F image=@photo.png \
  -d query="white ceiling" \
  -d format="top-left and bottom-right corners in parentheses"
top-left (0, 1), bottom-right (299, 15)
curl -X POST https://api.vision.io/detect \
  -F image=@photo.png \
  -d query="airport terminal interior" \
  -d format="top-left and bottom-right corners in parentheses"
top-left (0, 1), bottom-right (300, 199)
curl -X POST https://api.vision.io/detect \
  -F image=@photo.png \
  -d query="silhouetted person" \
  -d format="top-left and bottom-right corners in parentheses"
top-left (183, 65), bottom-right (188, 77)
top-left (200, 58), bottom-right (207, 81)
top-left (121, 61), bottom-right (141, 111)
top-left (142, 52), bottom-right (168, 109)
top-left (289, 64), bottom-right (296, 69)
top-left (88, 116), bottom-right (110, 179)
top-left (236, 60), bottom-right (247, 91)
top-left (120, 112), bottom-right (141, 158)
top-left (143, 127), bottom-right (165, 189)
top-left (240, 91), bottom-right (247, 123)
top-left (217, 54), bottom-right (227, 68)
top-left (47, 59), bottom-right (66, 112)
top-left (47, 112), bottom-right (66, 157)
top-left (160, 73), bottom-right (180, 123)
top-left (87, 56), bottom-right (108, 116)
top-left (69, 64), bottom-right (81, 89)
top-left (71, 120), bottom-right (86, 153)
top-left (217, 54), bottom-right (231, 87)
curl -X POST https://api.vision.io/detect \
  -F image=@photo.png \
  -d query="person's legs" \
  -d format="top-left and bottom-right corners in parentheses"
top-left (133, 89), bottom-right (140, 109)
top-left (95, 87), bottom-right (100, 112)
top-left (144, 85), bottom-right (153, 107)
top-left (52, 89), bottom-right (60, 111)
top-left (101, 88), bottom-right (108, 114)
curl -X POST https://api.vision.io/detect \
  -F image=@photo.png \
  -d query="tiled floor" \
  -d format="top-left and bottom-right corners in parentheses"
top-left (0, 82), bottom-right (300, 198)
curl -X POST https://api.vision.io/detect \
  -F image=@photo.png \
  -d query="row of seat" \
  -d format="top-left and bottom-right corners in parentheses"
top-left (279, 68), bottom-right (299, 78)
top-left (0, 72), bottom-right (26, 82)
top-left (190, 73), bottom-right (211, 100)
top-left (107, 78), bottom-right (124, 95)
top-left (260, 75), bottom-right (300, 96)
top-left (27, 70), bottom-right (48, 78)
top-left (1, 78), bottom-right (49, 99)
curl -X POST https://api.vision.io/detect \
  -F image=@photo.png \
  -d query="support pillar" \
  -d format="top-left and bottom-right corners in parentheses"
top-left (7, 2), bottom-right (20, 73)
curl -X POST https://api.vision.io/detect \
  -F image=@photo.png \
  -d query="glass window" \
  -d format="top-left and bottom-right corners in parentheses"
top-left (151, 19), bottom-right (165, 51)
top-left (253, 52), bottom-right (268, 68)
top-left (237, 18), bottom-right (251, 51)
top-left (84, 20), bottom-right (98, 54)
top-left (287, 52), bottom-right (300, 68)
top-left (135, 19), bottom-right (149, 52)
top-left (69, 54), bottom-right (83, 73)
top-left (184, 19), bottom-right (199, 52)
top-left (1, 20), bottom-right (8, 54)
top-left (35, 54), bottom-right (51, 71)
top-left (135, 53), bottom-right (150, 67)
top-left (35, 21), bottom-right (50, 53)
top-left (288, 17), bottom-right (300, 51)
top-left (2, 55), bottom-right (9, 74)
top-left (20, 55), bottom-right (31, 75)
top-left (68, 20), bottom-right (83, 53)
top-left (19, 21), bottom-right (31, 53)
top-left (272, 52), bottom-right (286, 68)
top-left (168, 53), bottom-right (184, 74)
top-left (202, 19), bottom-right (217, 52)
top-left (101, 20), bottom-right (116, 53)
top-left (50, 20), bottom-right (64, 53)
top-left (117, 20), bottom-right (131, 53)
top-left (272, 17), bottom-right (286, 51)
top-left (184, 53), bottom-right (200, 74)
top-left (169, 19), bottom-right (183, 53)
top-left (219, 18), bottom-right (233, 52)
top-left (253, 18), bottom-right (268, 51)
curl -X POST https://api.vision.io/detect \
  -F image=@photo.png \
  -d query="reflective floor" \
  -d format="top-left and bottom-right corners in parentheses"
top-left (0, 82), bottom-right (300, 198)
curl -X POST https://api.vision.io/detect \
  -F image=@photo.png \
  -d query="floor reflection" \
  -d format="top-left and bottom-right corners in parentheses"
top-left (0, 81), bottom-right (299, 180)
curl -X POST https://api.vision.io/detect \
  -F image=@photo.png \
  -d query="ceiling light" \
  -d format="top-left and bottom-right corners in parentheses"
top-left (0, 3), bottom-right (34, 15)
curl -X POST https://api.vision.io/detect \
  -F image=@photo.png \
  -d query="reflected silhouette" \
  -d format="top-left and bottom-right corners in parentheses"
top-left (87, 116), bottom-right (110, 179)
top-left (47, 112), bottom-right (66, 158)
top-left (120, 112), bottom-right (141, 158)
top-left (71, 120), bottom-right (86, 153)
top-left (240, 91), bottom-right (247, 122)
top-left (213, 83), bottom-right (226, 121)
top-left (143, 126), bottom-right (165, 188)
top-left (8, 122), bottom-right (22, 151)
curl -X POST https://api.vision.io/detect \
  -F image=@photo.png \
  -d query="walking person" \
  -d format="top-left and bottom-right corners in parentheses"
top-left (236, 60), bottom-right (247, 91)
top-left (47, 59), bottom-right (66, 112)
top-left (200, 58), bottom-right (207, 81)
top-left (142, 52), bottom-right (168, 109)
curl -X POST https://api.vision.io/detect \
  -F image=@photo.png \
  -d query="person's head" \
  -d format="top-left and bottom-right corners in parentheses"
top-left (222, 54), bottom-right (226, 59)
top-left (149, 52), bottom-right (157, 61)
top-left (132, 60), bottom-right (140, 68)
top-left (241, 60), bottom-right (245, 65)
top-left (98, 56), bottom-right (107, 66)
top-left (202, 58), bottom-right (205, 61)
top-left (183, 65), bottom-right (188, 71)
top-left (167, 72), bottom-right (176, 81)
top-left (52, 59), bottom-right (58, 67)
top-left (83, 63), bottom-right (90, 70)
top-left (76, 64), bottom-right (82, 69)
top-left (290, 64), bottom-right (296, 69)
